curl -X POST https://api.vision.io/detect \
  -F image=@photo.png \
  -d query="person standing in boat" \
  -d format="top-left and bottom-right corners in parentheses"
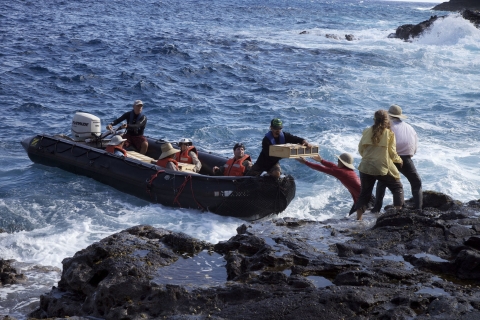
top-left (155, 143), bottom-right (180, 171)
top-left (213, 142), bottom-right (252, 176)
top-left (105, 135), bottom-right (128, 157)
top-left (175, 138), bottom-right (202, 173)
top-left (296, 153), bottom-right (362, 215)
top-left (106, 100), bottom-right (148, 155)
top-left (355, 109), bottom-right (404, 220)
top-left (247, 118), bottom-right (312, 178)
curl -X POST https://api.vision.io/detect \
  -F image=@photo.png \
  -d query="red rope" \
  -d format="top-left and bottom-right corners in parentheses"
top-left (172, 175), bottom-right (205, 211)
top-left (146, 170), bottom-right (165, 196)
top-left (173, 175), bottom-right (191, 207)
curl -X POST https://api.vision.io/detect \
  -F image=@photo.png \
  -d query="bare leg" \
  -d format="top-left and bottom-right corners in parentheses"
top-left (140, 141), bottom-right (148, 155)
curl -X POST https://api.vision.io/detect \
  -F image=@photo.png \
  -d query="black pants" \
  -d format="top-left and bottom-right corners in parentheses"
top-left (356, 172), bottom-right (404, 212)
top-left (372, 155), bottom-right (422, 211)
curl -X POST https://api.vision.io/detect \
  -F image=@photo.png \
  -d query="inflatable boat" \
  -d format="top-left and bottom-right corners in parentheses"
top-left (21, 113), bottom-right (296, 220)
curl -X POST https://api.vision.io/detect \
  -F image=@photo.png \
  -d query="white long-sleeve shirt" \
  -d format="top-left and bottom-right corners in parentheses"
top-left (390, 119), bottom-right (418, 156)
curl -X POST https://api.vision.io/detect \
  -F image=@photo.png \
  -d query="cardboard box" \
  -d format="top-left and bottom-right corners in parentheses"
top-left (269, 144), bottom-right (319, 158)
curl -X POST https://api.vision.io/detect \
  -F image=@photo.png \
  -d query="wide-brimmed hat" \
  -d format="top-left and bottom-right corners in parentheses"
top-left (388, 104), bottom-right (407, 119)
top-left (108, 135), bottom-right (127, 146)
top-left (133, 100), bottom-right (144, 107)
top-left (159, 143), bottom-right (180, 159)
top-left (336, 153), bottom-right (355, 170)
top-left (271, 118), bottom-right (283, 130)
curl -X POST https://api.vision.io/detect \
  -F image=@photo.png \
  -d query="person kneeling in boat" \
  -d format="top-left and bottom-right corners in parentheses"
top-left (175, 138), bottom-right (202, 173)
top-left (106, 135), bottom-right (128, 157)
top-left (213, 143), bottom-right (253, 176)
top-left (247, 118), bottom-right (312, 178)
top-left (155, 143), bottom-right (180, 171)
top-left (106, 100), bottom-right (148, 155)
top-left (297, 153), bottom-right (362, 216)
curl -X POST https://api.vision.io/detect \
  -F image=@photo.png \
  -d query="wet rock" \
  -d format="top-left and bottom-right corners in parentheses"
top-left (465, 236), bottom-right (480, 250)
top-left (345, 34), bottom-right (356, 41)
top-left (391, 10), bottom-right (480, 41)
top-left (433, 0), bottom-right (480, 12)
top-left (30, 194), bottom-right (480, 319)
top-left (0, 259), bottom-right (27, 286)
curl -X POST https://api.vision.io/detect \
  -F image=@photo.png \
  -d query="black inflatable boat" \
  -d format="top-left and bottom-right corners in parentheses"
top-left (21, 114), bottom-right (296, 220)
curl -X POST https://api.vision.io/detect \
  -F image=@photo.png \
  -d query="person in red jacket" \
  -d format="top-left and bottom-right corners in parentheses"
top-left (297, 153), bottom-right (361, 216)
top-left (155, 143), bottom-right (180, 171)
top-left (105, 135), bottom-right (128, 157)
top-left (174, 138), bottom-right (202, 173)
top-left (213, 143), bottom-right (253, 176)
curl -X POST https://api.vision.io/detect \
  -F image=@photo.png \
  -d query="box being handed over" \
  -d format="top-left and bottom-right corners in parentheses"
top-left (269, 144), bottom-right (319, 158)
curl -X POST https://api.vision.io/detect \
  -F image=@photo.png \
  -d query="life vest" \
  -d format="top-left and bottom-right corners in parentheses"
top-left (223, 154), bottom-right (252, 176)
top-left (127, 111), bottom-right (145, 135)
top-left (175, 146), bottom-right (197, 164)
top-left (265, 131), bottom-right (285, 145)
top-left (106, 145), bottom-right (127, 157)
top-left (156, 158), bottom-right (179, 170)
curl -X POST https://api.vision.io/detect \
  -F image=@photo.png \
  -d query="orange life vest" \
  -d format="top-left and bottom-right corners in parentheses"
top-left (106, 145), bottom-right (127, 157)
top-left (223, 154), bottom-right (251, 176)
top-left (175, 146), bottom-right (197, 164)
top-left (156, 158), bottom-right (179, 170)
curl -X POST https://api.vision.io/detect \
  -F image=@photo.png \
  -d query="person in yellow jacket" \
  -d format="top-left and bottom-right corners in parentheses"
top-left (355, 109), bottom-right (404, 220)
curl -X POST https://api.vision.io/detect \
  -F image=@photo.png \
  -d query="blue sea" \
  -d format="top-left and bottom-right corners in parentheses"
top-left (1, 0), bottom-right (480, 317)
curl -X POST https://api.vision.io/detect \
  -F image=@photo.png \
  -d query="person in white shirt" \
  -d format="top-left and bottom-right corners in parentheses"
top-left (372, 104), bottom-right (422, 211)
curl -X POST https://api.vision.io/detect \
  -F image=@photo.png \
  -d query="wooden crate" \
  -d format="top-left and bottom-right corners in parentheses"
top-left (126, 151), bottom-right (155, 163)
top-left (178, 163), bottom-right (196, 172)
top-left (269, 144), bottom-right (319, 158)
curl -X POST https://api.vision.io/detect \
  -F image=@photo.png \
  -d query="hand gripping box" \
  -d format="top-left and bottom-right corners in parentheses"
top-left (269, 144), bottom-right (319, 158)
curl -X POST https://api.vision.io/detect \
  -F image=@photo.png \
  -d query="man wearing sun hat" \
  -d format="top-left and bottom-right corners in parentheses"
top-left (373, 104), bottom-right (422, 211)
top-left (247, 118), bottom-right (312, 178)
top-left (106, 100), bottom-right (148, 154)
top-left (105, 135), bottom-right (128, 157)
top-left (297, 152), bottom-right (362, 215)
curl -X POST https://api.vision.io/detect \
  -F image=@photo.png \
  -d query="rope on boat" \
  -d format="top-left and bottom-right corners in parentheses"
top-left (173, 175), bottom-right (205, 211)
top-left (146, 169), bottom-right (165, 196)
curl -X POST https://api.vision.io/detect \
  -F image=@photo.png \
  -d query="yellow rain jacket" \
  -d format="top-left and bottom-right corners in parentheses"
top-left (358, 127), bottom-right (403, 179)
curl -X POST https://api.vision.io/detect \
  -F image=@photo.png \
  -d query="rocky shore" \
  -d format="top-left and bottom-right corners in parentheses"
top-left (0, 191), bottom-right (477, 319)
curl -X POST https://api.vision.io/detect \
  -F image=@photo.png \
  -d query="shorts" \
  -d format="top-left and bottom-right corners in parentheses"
top-left (123, 133), bottom-right (147, 152)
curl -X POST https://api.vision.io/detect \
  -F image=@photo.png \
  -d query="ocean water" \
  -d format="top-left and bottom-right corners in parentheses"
top-left (1, 0), bottom-right (480, 317)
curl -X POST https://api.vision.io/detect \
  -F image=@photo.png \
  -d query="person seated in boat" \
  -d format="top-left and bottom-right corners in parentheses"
top-left (213, 142), bottom-right (252, 176)
top-left (105, 135), bottom-right (128, 157)
top-left (297, 153), bottom-right (362, 216)
top-left (155, 143), bottom-right (180, 171)
top-left (106, 100), bottom-right (148, 155)
top-left (174, 138), bottom-right (202, 173)
top-left (246, 118), bottom-right (312, 178)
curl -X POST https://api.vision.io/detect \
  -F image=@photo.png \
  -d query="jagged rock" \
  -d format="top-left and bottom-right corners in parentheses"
top-left (0, 259), bottom-right (27, 286)
top-left (390, 10), bottom-right (480, 41)
top-left (30, 196), bottom-right (480, 320)
top-left (433, 0), bottom-right (480, 11)
top-left (345, 34), bottom-right (356, 41)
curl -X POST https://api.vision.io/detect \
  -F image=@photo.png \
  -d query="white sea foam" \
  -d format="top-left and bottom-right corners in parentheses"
top-left (414, 14), bottom-right (480, 46)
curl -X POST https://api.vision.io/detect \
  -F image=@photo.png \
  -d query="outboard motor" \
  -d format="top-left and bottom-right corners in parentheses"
top-left (71, 112), bottom-right (101, 141)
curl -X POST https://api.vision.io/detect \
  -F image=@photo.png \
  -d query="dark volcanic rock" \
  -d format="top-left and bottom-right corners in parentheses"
top-left (433, 0), bottom-right (480, 11)
top-left (0, 259), bottom-right (27, 286)
top-left (391, 10), bottom-right (480, 41)
top-left (393, 15), bottom-right (444, 41)
top-left (30, 194), bottom-right (480, 320)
